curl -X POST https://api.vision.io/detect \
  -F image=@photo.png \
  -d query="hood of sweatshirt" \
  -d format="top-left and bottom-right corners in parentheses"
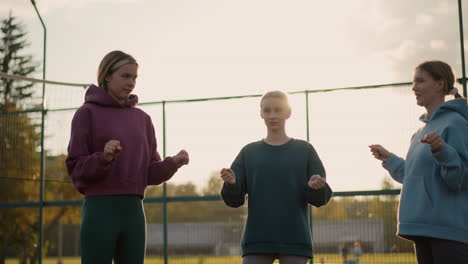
top-left (420, 98), bottom-right (467, 123)
top-left (84, 84), bottom-right (138, 107)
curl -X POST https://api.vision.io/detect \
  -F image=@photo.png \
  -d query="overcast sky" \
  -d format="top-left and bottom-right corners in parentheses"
top-left (1, 0), bottom-right (467, 192)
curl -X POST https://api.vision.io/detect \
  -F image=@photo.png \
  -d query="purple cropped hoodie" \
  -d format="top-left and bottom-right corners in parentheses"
top-left (66, 84), bottom-right (178, 198)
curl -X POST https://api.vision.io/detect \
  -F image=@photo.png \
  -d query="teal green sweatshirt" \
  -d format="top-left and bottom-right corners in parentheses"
top-left (221, 139), bottom-right (332, 258)
top-left (383, 99), bottom-right (468, 244)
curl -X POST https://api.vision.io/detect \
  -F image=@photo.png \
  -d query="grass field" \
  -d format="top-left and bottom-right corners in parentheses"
top-left (6, 253), bottom-right (417, 264)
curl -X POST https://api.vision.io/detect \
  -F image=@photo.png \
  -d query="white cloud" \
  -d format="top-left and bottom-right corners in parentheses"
top-left (0, 0), bottom-right (144, 15)
top-left (376, 18), bottom-right (404, 33)
top-left (391, 40), bottom-right (424, 61)
top-left (430, 0), bottom-right (453, 15)
top-left (415, 13), bottom-right (434, 25)
top-left (361, 0), bottom-right (462, 82)
top-left (430, 39), bottom-right (447, 50)
top-left (0, 1), bottom-right (36, 18)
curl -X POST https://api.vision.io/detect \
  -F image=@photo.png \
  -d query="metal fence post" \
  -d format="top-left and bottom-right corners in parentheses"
top-left (162, 101), bottom-right (169, 264)
top-left (30, 1), bottom-right (47, 263)
top-left (305, 91), bottom-right (315, 264)
top-left (458, 0), bottom-right (467, 96)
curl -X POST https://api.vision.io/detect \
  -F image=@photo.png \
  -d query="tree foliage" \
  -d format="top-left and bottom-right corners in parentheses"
top-left (0, 12), bottom-right (37, 110)
top-left (0, 92), bottom-right (41, 264)
top-left (144, 171), bottom-right (245, 224)
top-left (0, 12), bottom-right (55, 264)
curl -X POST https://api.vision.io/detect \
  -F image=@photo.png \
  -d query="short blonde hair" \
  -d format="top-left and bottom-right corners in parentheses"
top-left (97, 50), bottom-right (138, 89)
top-left (261, 90), bottom-right (289, 102)
top-left (260, 90), bottom-right (291, 114)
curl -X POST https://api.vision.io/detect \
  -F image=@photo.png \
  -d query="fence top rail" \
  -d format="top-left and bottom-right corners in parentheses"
top-left (2, 71), bottom-right (466, 97)
top-left (141, 81), bottom-right (415, 105)
top-left (0, 72), bottom-right (90, 88)
top-left (0, 80), bottom-right (416, 115)
top-left (3, 71), bottom-right (464, 114)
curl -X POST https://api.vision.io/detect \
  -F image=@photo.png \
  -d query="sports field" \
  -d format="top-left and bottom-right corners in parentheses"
top-left (6, 253), bottom-right (417, 264)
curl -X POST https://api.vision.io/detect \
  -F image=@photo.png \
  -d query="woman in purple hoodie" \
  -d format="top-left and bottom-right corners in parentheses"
top-left (66, 50), bottom-right (189, 264)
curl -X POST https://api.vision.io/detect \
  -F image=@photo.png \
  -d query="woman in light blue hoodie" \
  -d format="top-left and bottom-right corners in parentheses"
top-left (369, 61), bottom-right (468, 264)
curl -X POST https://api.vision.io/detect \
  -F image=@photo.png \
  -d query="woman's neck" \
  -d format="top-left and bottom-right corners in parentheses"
top-left (106, 89), bottom-right (126, 106)
top-left (264, 130), bottom-right (290, 145)
top-left (112, 95), bottom-right (126, 106)
top-left (425, 97), bottom-right (445, 118)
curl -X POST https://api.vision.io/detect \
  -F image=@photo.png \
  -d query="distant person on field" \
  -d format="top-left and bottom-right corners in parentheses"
top-left (352, 241), bottom-right (362, 263)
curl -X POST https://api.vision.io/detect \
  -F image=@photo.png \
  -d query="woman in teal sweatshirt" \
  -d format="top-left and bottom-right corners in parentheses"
top-left (370, 61), bottom-right (468, 264)
top-left (220, 91), bottom-right (333, 264)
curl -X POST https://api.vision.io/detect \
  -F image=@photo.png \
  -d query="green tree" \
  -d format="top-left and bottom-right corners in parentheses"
top-left (0, 105), bottom-right (41, 264)
top-left (200, 171), bottom-right (245, 223)
top-left (202, 170), bottom-right (223, 195)
top-left (144, 172), bottom-right (246, 224)
top-left (0, 12), bottom-right (37, 110)
top-left (0, 12), bottom-right (51, 264)
top-left (312, 198), bottom-right (348, 220)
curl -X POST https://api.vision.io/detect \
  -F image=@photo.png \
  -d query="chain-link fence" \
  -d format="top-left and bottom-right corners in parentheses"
top-left (1, 77), bottom-right (431, 264)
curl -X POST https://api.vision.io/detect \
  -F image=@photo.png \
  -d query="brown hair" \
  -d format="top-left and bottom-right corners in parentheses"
top-left (97, 50), bottom-right (138, 89)
top-left (416, 61), bottom-right (462, 99)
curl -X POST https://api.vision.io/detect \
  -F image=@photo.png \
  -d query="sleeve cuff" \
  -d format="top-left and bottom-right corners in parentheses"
top-left (223, 182), bottom-right (241, 193)
top-left (383, 154), bottom-right (399, 171)
top-left (306, 184), bottom-right (328, 195)
top-left (165, 156), bottom-right (179, 171)
top-left (98, 153), bottom-right (112, 165)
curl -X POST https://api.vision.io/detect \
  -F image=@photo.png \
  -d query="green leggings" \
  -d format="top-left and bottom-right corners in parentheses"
top-left (81, 195), bottom-right (146, 264)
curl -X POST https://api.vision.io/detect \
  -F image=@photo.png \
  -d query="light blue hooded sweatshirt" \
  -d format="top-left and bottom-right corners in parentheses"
top-left (383, 98), bottom-right (468, 244)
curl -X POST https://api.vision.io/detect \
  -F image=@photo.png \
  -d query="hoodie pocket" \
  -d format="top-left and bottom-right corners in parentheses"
top-left (423, 170), bottom-right (435, 209)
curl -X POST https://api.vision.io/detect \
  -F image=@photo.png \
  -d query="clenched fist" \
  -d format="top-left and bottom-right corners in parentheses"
top-left (220, 168), bottom-right (236, 185)
top-left (104, 140), bottom-right (122, 162)
top-left (173, 149), bottom-right (189, 168)
top-left (420, 132), bottom-right (444, 153)
top-left (369, 144), bottom-right (391, 162)
top-left (308, 174), bottom-right (326, 190)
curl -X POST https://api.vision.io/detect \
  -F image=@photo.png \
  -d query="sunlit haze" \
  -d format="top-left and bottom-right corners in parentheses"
top-left (1, 0), bottom-right (466, 191)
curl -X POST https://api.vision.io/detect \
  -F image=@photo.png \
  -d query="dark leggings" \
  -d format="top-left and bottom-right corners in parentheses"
top-left (412, 236), bottom-right (468, 264)
top-left (81, 195), bottom-right (146, 264)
